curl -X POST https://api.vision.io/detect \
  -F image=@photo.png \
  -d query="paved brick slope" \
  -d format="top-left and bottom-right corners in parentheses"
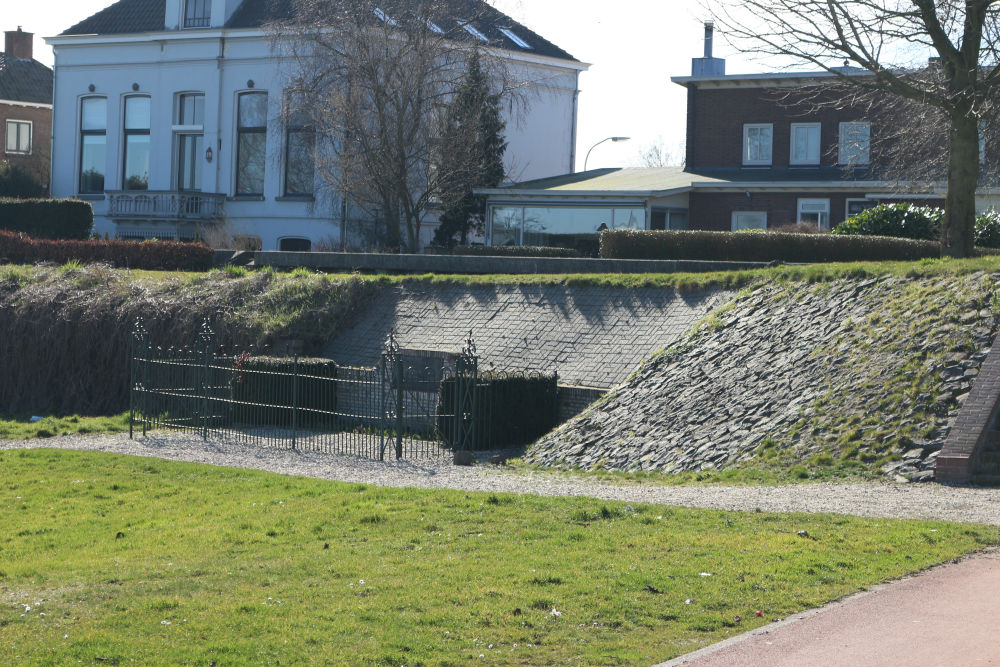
top-left (324, 284), bottom-right (730, 388)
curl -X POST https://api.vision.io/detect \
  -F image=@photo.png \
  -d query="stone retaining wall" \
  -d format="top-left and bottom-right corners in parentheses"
top-left (557, 385), bottom-right (607, 423)
top-left (325, 283), bottom-right (731, 389)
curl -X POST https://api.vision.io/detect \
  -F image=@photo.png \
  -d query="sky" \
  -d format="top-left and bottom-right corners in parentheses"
top-left (6, 0), bottom-right (764, 171)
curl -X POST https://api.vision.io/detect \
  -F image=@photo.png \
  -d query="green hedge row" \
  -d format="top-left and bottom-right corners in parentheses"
top-left (230, 357), bottom-right (339, 428)
top-left (438, 371), bottom-right (557, 450)
top-left (599, 229), bottom-right (940, 263)
top-left (0, 231), bottom-right (214, 270)
top-left (0, 198), bottom-right (93, 239)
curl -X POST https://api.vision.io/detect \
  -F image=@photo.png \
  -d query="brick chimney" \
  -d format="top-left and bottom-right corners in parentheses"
top-left (4, 27), bottom-right (33, 60)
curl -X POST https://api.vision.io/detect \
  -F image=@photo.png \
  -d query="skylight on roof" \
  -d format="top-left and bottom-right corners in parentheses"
top-left (373, 8), bottom-right (398, 26)
top-left (498, 27), bottom-right (530, 49)
top-left (426, 19), bottom-right (444, 33)
top-left (458, 21), bottom-right (489, 42)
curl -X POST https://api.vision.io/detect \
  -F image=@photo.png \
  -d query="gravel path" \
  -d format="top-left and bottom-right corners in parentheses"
top-left (5, 431), bottom-right (1000, 526)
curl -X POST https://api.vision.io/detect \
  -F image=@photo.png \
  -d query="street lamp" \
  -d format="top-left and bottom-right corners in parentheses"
top-left (583, 136), bottom-right (630, 171)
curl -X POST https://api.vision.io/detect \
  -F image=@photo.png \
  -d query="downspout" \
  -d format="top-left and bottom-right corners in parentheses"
top-left (48, 49), bottom-right (57, 195)
top-left (569, 70), bottom-right (580, 173)
top-left (216, 36), bottom-right (225, 195)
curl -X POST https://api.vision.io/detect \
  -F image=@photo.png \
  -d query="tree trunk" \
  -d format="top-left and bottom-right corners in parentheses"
top-left (942, 111), bottom-right (979, 257)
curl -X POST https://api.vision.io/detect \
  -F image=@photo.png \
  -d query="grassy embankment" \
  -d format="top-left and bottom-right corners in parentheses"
top-left (2, 448), bottom-right (996, 666)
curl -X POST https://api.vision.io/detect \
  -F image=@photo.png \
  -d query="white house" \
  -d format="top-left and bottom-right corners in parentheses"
top-left (45, 0), bottom-right (586, 250)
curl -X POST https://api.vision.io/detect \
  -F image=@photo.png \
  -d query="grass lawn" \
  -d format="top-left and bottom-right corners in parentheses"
top-left (2, 449), bottom-right (997, 666)
top-left (0, 413), bottom-right (130, 441)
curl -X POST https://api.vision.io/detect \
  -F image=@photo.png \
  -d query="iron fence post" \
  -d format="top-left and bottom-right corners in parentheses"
top-left (291, 353), bottom-right (299, 450)
top-left (395, 353), bottom-right (404, 460)
top-left (552, 370), bottom-right (559, 429)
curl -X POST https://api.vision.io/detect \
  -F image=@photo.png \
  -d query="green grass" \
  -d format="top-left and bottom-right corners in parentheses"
top-left (0, 413), bottom-right (130, 441)
top-left (2, 449), bottom-right (997, 666)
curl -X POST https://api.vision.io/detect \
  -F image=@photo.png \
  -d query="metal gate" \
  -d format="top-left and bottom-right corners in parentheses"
top-left (128, 318), bottom-right (479, 459)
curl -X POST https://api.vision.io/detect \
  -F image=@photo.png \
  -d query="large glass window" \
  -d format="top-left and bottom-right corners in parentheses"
top-left (5, 120), bottom-right (31, 154)
top-left (839, 121), bottom-right (871, 165)
top-left (184, 0), bottom-right (210, 27)
top-left (790, 123), bottom-right (821, 165)
top-left (236, 92), bottom-right (267, 196)
top-left (79, 97), bottom-right (107, 194)
top-left (284, 109), bottom-right (314, 196)
top-left (123, 96), bottom-right (150, 190)
top-left (797, 198), bottom-right (830, 228)
top-left (490, 205), bottom-right (646, 247)
top-left (743, 124), bottom-right (773, 165)
top-left (175, 93), bottom-right (204, 192)
top-left (731, 211), bottom-right (767, 231)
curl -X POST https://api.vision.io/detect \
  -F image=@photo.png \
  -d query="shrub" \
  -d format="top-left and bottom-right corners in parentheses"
top-left (426, 244), bottom-right (583, 258)
top-left (599, 229), bottom-right (940, 263)
top-left (438, 371), bottom-right (557, 450)
top-left (0, 198), bottom-right (93, 239)
top-left (975, 208), bottom-right (1000, 248)
top-left (832, 203), bottom-right (943, 241)
top-left (0, 231), bottom-right (214, 270)
top-left (230, 356), bottom-right (339, 428)
top-left (0, 162), bottom-right (46, 199)
top-left (768, 223), bottom-right (825, 234)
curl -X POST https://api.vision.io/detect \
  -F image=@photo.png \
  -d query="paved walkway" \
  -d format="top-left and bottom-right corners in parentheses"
top-left (659, 549), bottom-right (1000, 667)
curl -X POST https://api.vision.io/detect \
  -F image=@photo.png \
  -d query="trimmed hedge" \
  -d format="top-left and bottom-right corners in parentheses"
top-left (426, 244), bottom-right (582, 258)
top-left (438, 371), bottom-right (557, 450)
top-left (0, 198), bottom-right (93, 239)
top-left (832, 203), bottom-right (943, 240)
top-left (599, 229), bottom-right (940, 263)
top-left (230, 356), bottom-right (339, 428)
top-left (0, 231), bottom-right (214, 270)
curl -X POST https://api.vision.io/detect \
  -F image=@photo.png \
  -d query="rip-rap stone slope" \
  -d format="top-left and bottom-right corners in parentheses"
top-left (525, 273), bottom-right (1000, 480)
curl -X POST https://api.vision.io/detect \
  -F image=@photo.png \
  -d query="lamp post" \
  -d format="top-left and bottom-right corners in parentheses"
top-left (583, 136), bottom-right (630, 171)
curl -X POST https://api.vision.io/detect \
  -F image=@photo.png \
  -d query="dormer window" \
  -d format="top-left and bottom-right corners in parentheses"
top-left (426, 19), bottom-right (444, 34)
top-left (499, 28), bottom-right (530, 49)
top-left (184, 0), bottom-right (210, 28)
top-left (459, 21), bottom-right (488, 42)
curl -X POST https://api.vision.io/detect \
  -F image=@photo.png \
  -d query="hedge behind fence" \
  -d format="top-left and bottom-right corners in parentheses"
top-left (438, 371), bottom-right (557, 450)
top-left (0, 231), bottom-right (214, 270)
top-left (230, 356), bottom-right (339, 427)
top-left (0, 198), bottom-right (93, 239)
top-left (600, 229), bottom-right (941, 263)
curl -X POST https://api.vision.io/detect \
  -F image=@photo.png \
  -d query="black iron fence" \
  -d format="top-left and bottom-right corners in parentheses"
top-left (128, 319), bottom-right (480, 459)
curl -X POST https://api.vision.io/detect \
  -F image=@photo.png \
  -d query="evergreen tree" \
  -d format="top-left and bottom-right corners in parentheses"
top-left (433, 52), bottom-right (507, 246)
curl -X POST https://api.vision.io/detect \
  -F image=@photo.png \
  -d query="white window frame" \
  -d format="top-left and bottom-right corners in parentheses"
top-left (797, 198), bottom-right (831, 229)
top-left (789, 122), bottom-right (821, 165)
top-left (838, 121), bottom-right (871, 165)
top-left (173, 92), bottom-right (205, 192)
top-left (742, 123), bottom-right (773, 166)
top-left (5, 119), bottom-right (31, 155)
top-left (731, 211), bottom-right (767, 231)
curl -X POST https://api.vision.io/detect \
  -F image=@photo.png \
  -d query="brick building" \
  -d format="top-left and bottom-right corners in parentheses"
top-left (0, 28), bottom-right (52, 193)
top-left (481, 23), bottom-right (991, 244)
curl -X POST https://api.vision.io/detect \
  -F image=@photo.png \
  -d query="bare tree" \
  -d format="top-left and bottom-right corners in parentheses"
top-left (269, 0), bottom-right (519, 251)
top-left (710, 0), bottom-right (1000, 256)
top-left (633, 139), bottom-right (683, 168)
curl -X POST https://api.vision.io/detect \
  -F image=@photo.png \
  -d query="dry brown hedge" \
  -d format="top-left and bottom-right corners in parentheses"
top-left (0, 231), bottom-right (214, 270)
top-left (0, 267), bottom-right (382, 415)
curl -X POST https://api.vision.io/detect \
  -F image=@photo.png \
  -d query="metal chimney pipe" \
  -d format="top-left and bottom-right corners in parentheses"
top-left (704, 21), bottom-right (714, 59)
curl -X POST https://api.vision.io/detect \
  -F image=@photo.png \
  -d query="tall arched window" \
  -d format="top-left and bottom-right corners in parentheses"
top-left (175, 92), bottom-right (204, 192)
top-left (79, 97), bottom-right (107, 194)
top-left (123, 96), bottom-right (150, 190)
top-left (236, 91), bottom-right (268, 196)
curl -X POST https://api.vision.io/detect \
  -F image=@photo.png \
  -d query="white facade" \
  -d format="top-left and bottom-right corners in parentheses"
top-left (46, 8), bottom-right (585, 250)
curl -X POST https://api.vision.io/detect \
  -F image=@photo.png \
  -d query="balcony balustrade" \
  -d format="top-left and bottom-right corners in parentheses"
top-left (106, 191), bottom-right (225, 221)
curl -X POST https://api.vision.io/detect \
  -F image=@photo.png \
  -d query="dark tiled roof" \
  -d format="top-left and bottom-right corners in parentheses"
top-left (686, 166), bottom-right (885, 183)
top-left (64, 0), bottom-right (167, 35)
top-left (0, 55), bottom-right (53, 104)
top-left (63, 0), bottom-right (576, 61)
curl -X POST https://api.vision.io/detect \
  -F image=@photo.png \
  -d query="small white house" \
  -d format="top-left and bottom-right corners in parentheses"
top-left (45, 0), bottom-right (586, 250)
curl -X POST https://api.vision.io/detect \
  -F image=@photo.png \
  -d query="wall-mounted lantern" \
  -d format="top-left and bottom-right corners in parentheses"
top-left (205, 146), bottom-right (213, 163)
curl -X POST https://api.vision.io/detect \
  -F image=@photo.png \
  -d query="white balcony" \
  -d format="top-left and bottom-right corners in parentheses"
top-left (106, 191), bottom-right (225, 221)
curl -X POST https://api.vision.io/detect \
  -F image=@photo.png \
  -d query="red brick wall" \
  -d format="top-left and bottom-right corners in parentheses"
top-left (1, 102), bottom-right (51, 190)
top-left (688, 191), bottom-right (945, 230)
top-left (686, 86), bottom-right (875, 170)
